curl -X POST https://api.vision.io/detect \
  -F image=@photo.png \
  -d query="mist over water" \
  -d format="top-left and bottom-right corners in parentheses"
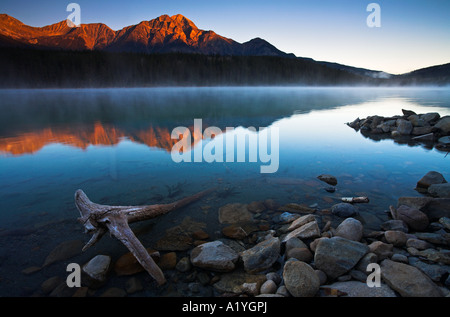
top-left (0, 86), bottom-right (449, 296)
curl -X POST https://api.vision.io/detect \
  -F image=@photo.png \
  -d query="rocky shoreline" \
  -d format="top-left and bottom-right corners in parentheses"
top-left (347, 110), bottom-right (450, 152)
top-left (32, 170), bottom-right (450, 297)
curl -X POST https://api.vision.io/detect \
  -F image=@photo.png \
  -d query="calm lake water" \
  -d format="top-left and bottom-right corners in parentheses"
top-left (0, 87), bottom-right (449, 296)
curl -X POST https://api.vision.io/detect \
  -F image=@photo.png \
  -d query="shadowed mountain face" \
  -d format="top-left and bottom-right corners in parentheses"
top-left (0, 13), bottom-right (293, 57)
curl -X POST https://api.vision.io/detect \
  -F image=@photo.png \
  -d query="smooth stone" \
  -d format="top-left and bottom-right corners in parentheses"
top-left (158, 252), bottom-right (177, 270)
top-left (368, 241), bottom-right (393, 261)
top-left (285, 237), bottom-right (308, 253)
top-left (190, 240), bottom-right (239, 272)
top-left (422, 198), bottom-right (450, 220)
top-left (283, 260), bottom-right (320, 297)
top-left (82, 255), bottom-right (111, 286)
top-left (154, 226), bottom-right (193, 251)
top-left (287, 214), bottom-right (316, 231)
top-left (315, 269), bottom-right (328, 285)
top-left (416, 171), bottom-right (447, 189)
top-left (408, 257), bottom-right (450, 282)
top-left (380, 259), bottom-right (443, 297)
top-left (396, 119), bottom-right (413, 135)
top-left (380, 220), bottom-right (408, 233)
top-left (314, 237), bottom-right (369, 280)
top-left (260, 279), bottom-right (277, 294)
top-left (384, 230), bottom-right (408, 247)
top-left (275, 285), bottom-right (291, 297)
top-left (434, 116), bottom-right (450, 134)
top-left (413, 232), bottom-right (450, 246)
top-left (286, 247), bottom-right (313, 263)
top-left (282, 220), bottom-right (320, 242)
top-left (331, 203), bottom-right (358, 218)
top-left (265, 272), bottom-right (282, 285)
top-left (114, 248), bottom-right (159, 276)
top-left (322, 281), bottom-right (396, 297)
top-left (391, 253), bottom-right (408, 263)
top-left (394, 205), bottom-right (429, 231)
top-left (356, 252), bottom-right (378, 272)
top-left (213, 271), bottom-right (266, 295)
top-left (420, 112), bottom-right (440, 123)
top-left (406, 238), bottom-right (433, 250)
top-left (335, 218), bottom-right (363, 241)
top-left (222, 225), bottom-right (248, 239)
top-left (175, 256), bottom-right (192, 272)
top-left (428, 183), bottom-right (450, 198)
top-left (241, 237), bottom-right (280, 273)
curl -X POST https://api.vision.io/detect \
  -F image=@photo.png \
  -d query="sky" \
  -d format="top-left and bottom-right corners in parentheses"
top-left (1, 0), bottom-right (450, 74)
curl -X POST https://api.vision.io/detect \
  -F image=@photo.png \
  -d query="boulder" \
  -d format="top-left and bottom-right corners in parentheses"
top-left (434, 116), bottom-right (450, 134)
top-left (380, 259), bottom-right (443, 297)
top-left (287, 214), bottom-right (316, 231)
top-left (314, 237), bottom-right (369, 280)
top-left (396, 119), bottom-right (413, 135)
top-left (317, 174), bottom-right (337, 186)
top-left (380, 220), bottom-right (408, 233)
top-left (331, 203), bottom-right (358, 218)
top-left (384, 230), bottom-right (408, 247)
top-left (82, 255), bottom-right (111, 287)
top-left (428, 183), bottom-right (450, 198)
top-left (240, 237), bottom-right (280, 273)
top-left (393, 205), bottom-right (429, 231)
top-left (335, 218), bottom-right (363, 241)
top-left (283, 260), bottom-right (320, 297)
top-left (420, 112), bottom-right (440, 123)
top-left (368, 241), bottom-right (393, 260)
top-left (282, 220), bottom-right (320, 242)
top-left (416, 171), bottom-right (447, 190)
top-left (190, 240), bottom-right (239, 272)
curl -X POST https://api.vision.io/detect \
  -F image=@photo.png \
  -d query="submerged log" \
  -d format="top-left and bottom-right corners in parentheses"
top-left (74, 188), bottom-right (213, 286)
top-left (341, 197), bottom-right (370, 204)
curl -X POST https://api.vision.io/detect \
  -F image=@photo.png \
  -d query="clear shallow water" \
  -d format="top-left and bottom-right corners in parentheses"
top-left (0, 87), bottom-right (449, 296)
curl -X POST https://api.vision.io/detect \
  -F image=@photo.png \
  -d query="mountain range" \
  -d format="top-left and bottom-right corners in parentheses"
top-left (0, 13), bottom-right (449, 87)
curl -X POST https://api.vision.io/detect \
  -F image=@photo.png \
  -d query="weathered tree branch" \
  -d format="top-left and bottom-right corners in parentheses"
top-left (74, 188), bottom-right (213, 286)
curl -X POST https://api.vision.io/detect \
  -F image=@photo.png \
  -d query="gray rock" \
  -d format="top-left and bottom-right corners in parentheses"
top-left (322, 281), bottom-right (397, 297)
top-left (393, 205), bottom-right (429, 231)
top-left (286, 247), bottom-right (313, 262)
top-left (422, 198), bottom-right (450, 220)
top-left (287, 214), bottom-right (316, 231)
top-left (413, 232), bottom-right (450, 246)
top-left (406, 238), bottom-right (433, 250)
top-left (416, 171), bottom-right (447, 190)
top-left (331, 203), bottom-right (358, 218)
top-left (335, 218), bottom-right (363, 241)
top-left (397, 119), bottom-right (413, 135)
top-left (282, 220), bottom-right (320, 242)
top-left (218, 203), bottom-right (253, 224)
top-left (190, 240), bottom-right (239, 272)
top-left (82, 255), bottom-right (111, 287)
top-left (384, 230), bottom-right (408, 247)
top-left (428, 183), bottom-right (450, 198)
top-left (438, 136), bottom-right (450, 144)
top-left (434, 116), bottom-right (450, 134)
top-left (241, 237), bottom-right (280, 273)
top-left (260, 279), bottom-right (277, 294)
top-left (439, 217), bottom-right (450, 230)
top-left (314, 237), bottom-right (369, 280)
top-left (276, 285), bottom-right (291, 297)
top-left (420, 112), bottom-right (440, 123)
top-left (265, 272), bottom-right (281, 285)
top-left (315, 269), bottom-right (328, 285)
top-left (285, 237), bottom-right (308, 253)
top-left (213, 271), bottom-right (266, 295)
top-left (176, 256), bottom-right (192, 272)
top-left (380, 220), bottom-right (408, 233)
top-left (368, 241), bottom-right (393, 261)
top-left (408, 257), bottom-right (450, 282)
top-left (380, 259), bottom-right (443, 297)
top-left (283, 260), bottom-right (320, 297)
top-left (391, 253), bottom-right (408, 263)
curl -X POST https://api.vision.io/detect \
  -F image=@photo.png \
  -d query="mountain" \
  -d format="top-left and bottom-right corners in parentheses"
top-left (0, 13), bottom-right (293, 57)
top-left (394, 63), bottom-right (450, 85)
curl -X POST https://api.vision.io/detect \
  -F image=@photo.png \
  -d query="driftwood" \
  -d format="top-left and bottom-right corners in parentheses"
top-left (341, 196), bottom-right (370, 203)
top-left (74, 188), bottom-right (213, 286)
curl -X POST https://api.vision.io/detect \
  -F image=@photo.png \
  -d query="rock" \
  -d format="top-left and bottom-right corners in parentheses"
top-left (283, 260), bottom-right (320, 297)
top-left (420, 112), bottom-right (440, 123)
top-left (272, 212), bottom-right (299, 224)
top-left (286, 247), bottom-right (313, 262)
top-left (154, 226), bottom-right (193, 251)
top-left (314, 237), bottom-right (369, 280)
top-left (260, 279), bottom-right (277, 294)
top-left (413, 232), bottom-right (450, 246)
top-left (368, 241), bottom-right (393, 260)
top-left (391, 253), bottom-right (408, 263)
top-left (380, 220), bottom-right (408, 233)
top-left (317, 174), bottom-right (337, 186)
top-left (218, 203), bottom-right (253, 224)
top-left (266, 272), bottom-right (281, 285)
top-left (397, 196), bottom-right (433, 210)
top-left (282, 220), bottom-right (320, 242)
top-left (287, 214), bottom-right (316, 231)
top-left (241, 237), bottom-right (280, 273)
top-left (393, 205), bottom-right (429, 231)
top-left (114, 248), bottom-right (159, 276)
top-left (335, 218), bottom-right (363, 241)
top-left (41, 276), bottom-right (63, 294)
top-left (322, 281), bottom-right (396, 297)
top-left (43, 240), bottom-right (84, 267)
top-left (222, 225), bottom-right (248, 239)
top-left (247, 201), bottom-right (267, 213)
top-left (416, 171), bottom-right (447, 190)
top-left (191, 230), bottom-right (209, 240)
top-left (325, 186), bottom-right (336, 193)
top-left (276, 285), bottom-right (291, 297)
top-left (396, 119), bottom-right (413, 135)
top-left (176, 256), bottom-right (192, 272)
top-left (434, 116), bottom-right (450, 134)
top-left (213, 271), bottom-right (266, 295)
top-left (315, 270), bottom-right (328, 285)
top-left (439, 217), bottom-right (450, 230)
top-left (331, 203), bottom-right (357, 218)
top-left (242, 283), bottom-right (259, 296)
top-left (407, 248), bottom-right (450, 265)
top-left (384, 230), bottom-right (408, 247)
top-left (428, 183), bottom-right (450, 198)
top-left (356, 253), bottom-right (378, 272)
top-left (422, 198), bottom-right (450, 220)
top-left (82, 255), bottom-right (111, 287)
top-left (310, 237), bottom-right (328, 253)
top-left (285, 237), bottom-right (308, 253)
top-left (49, 282), bottom-right (76, 297)
top-left (380, 259), bottom-right (443, 297)
top-left (438, 136), bottom-right (450, 144)
top-left (263, 199), bottom-right (279, 210)
top-left (402, 109), bottom-right (417, 116)
top-left (190, 240), bottom-right (239, 272)
top-left (408, 115), bottom-right (426, 127)
top-left (406, 238), bottom-right (433, 250)
top-left (280, 203), bottom-right (316, 214)
top-left (408, 257), bottom-right (450, 282)
top-left (125, 277), bottom-right (143, 294)
top-left (158, 252), bottom-right (177, 270)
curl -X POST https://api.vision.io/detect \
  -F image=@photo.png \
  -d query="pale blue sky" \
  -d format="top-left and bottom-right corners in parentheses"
top-left (2, 0), bottom-right (450, 74)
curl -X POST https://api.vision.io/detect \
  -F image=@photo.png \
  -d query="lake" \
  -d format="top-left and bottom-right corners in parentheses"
top-left (0, 86), bottom-right (449, 296)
